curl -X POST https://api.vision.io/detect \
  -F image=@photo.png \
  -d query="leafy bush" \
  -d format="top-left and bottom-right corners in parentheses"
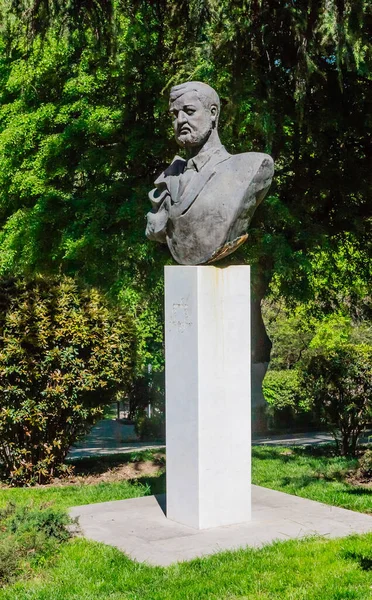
top-left (129, 370), bottom-right (165, 418)
top-left (134, 413), bottom-right (165, 442)
top-left (130, 370), bottom-right (165, 441)
top-left (0, 503), bottom-right (73, 587)
top-left (7, 505), bottom-right (71, 543)
top-left (263, 369), bottom-right (311, 411)
top-left (0, 275), bottom-right (136, 484)
top-left (0, 535), bottom-right (20, 586)
top-left (299, 344), bottom-right (372, 456)
top-left (358, 450), bottom-right (372, 479)
top-left (262, 369), bottom-right (314, 430)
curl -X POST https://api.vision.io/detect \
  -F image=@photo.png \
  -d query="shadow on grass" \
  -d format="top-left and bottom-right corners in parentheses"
top-left (343, 551), bottom-right (372, 571)
top-left (344, 487), bottom-right (372, 496)
top-left (278, 475), bottom-right (324, 489)
top-left (134, 473), bottom-right (166, 496)
top-left (252, 447), bottom-right (299, 463)
top-left (290, 444), bottom-right (339, 458)
top-left (277, 475), bottom-right (372, 501)
top-left (252, 444), bottom-right (339, 462)
top-left (68, 449), bottom-right (165, 477)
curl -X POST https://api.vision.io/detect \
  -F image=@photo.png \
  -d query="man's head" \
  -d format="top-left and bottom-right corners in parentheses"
top-left (169, 81), bottom-right (220, 149)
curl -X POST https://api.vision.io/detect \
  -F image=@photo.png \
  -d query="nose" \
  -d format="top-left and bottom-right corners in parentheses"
top-left (177, 110), bottom-right (188, 126)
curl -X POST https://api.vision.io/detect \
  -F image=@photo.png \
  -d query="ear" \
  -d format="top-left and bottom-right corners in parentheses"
top-left (210, 104), bottom-right (218, 122)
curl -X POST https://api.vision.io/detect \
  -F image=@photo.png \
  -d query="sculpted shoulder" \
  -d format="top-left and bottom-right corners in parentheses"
top-left (224, 151), bottom-right (274, 179)
top-left (212, 152), bottom-right (274, 199)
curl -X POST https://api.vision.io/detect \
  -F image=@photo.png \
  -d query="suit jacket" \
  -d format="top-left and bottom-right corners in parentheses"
top-left (146, 145), bottom-right (274, 265)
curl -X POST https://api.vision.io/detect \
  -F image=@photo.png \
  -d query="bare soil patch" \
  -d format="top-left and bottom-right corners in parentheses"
top-left (49, 459), bottom-right (163, 487)
top-left (346, 472), bottom-right (372, 488)
top-left (0, 450), bottom-right (166, 489)
top-left (21, 452), bottom-right (166, 488)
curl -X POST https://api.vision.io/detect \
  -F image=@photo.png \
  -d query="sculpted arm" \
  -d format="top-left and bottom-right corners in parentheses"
top-left (145, 156), bottom-right (186, 244)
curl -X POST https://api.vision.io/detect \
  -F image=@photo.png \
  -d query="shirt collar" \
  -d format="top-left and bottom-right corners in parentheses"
top-left (185, 145), bottom-right (225, 172)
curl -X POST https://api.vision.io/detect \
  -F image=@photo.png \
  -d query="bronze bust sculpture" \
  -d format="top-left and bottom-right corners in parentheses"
top-left (146, 81), bottom-right (274, 265)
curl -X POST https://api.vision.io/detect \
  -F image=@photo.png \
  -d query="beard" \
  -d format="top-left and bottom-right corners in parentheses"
top-left (175, 123), bottom-right (212, 148)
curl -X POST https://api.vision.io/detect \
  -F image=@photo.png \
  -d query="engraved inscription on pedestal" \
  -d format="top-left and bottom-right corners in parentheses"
top-left (171, 299), bottom-right (192, 334)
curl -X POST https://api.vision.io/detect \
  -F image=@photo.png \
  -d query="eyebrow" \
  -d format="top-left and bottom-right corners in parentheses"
top-left (170, 104), bottom-right (197, 112)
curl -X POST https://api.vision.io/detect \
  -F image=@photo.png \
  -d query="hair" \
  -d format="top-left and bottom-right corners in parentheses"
top-left (169, 81), bottom-right (220, 122)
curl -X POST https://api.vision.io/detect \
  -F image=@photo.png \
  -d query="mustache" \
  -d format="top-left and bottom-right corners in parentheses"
top-left (178, 125), bottom-right (192, 134)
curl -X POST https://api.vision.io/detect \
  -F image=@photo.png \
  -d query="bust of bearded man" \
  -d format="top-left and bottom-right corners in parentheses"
top-left (145, 81), bottom-right (274, 265)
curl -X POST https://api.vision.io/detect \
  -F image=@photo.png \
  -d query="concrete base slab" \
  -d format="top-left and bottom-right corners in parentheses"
top-left (69, 486), bottom-right (372, 566)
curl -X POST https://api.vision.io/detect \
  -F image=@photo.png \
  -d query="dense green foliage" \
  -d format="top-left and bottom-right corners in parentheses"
top-left (134, 412), bottom-right (165, 442)
top-left (0, 8), bottom-right (167, 367)
top-left (262, 369), bottom-right (313, 429)
top-left (0, 1), bottom-right (370, 453)
top-left (263, 300), bottom-right (372, 438)
top-left (129, 370), bottom-right (165, 440)
top-left (263, 302), bottom-right (313, 371)
top-left (359, 449), bottom-right (372, 478)
top-left (0, 0), bottom-right (370, 369)
top-left (263, 370), bottom-right (303, 409)
top-left (0, 275), bottom-right (136, 484)
top-left (262, 294), bottom-right (372, 443)
top-left (300, 343), bottom-right (372, 456)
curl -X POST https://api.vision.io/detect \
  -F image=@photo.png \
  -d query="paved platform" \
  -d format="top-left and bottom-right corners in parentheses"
top-left (70, 486), bottom-right (372, 566)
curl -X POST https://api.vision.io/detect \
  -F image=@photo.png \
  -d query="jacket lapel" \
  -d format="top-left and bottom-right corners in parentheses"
top-left (170, 147), bottom-right (230, 218)
top-left (154, 155), bottom-right (186, 205)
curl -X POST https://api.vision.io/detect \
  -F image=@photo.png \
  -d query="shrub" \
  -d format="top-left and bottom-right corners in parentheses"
top-left (262, 369), bottom-right (314, 430)
top-left (130, 369), bottom-right (165, 441)
top-left (0, 275), bottom-right (136, 484)
top-left (135, 413), bottom-right (165, 442)
top-left (0, 503), bottom-right (73, 587)
top-left (358, 449), bottom-right (372, 479)
top-left (263, 369), bottom-right (311, 411)
top-left (7, 505), bottom-right (71, 543)
top-left (0, 535), bottom-right (20, 586)
top-left (299, 344), bottom-right (372, 456)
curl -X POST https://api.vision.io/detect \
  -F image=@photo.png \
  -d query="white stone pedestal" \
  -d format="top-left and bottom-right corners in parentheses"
top-left (165, 265), bottom-right (251, 530)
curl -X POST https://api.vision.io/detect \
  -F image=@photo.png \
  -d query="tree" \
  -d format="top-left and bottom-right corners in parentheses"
top-left (3, 0), bottom-right (114, 44)
top-left (299, 344), bottom-right (372, 456)
top-left (0, 0), bottom-right (370, 370)
top-left (262, 294), bottom-right (372, 435)
top-left (0, 275), bottom-right (136, 484)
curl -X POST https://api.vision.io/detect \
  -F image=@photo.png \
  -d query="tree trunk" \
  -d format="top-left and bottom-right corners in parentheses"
top-left (251, 292), bottom-right (272, 435)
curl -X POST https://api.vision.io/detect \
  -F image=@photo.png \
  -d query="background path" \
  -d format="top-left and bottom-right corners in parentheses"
top-left (69, 419), bottom-right (371, 459)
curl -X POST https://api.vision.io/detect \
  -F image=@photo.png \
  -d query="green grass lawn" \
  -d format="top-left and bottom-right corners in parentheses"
top-left (0, 450), bottom-right (162, 510)
top-left (252, 445), bottom-right (372, 514)
top-left (0, 445), bottom-right (371, 600)
top-left (0, 479), bottom-right (149, 511)
top-left (1, 534), bottom-right (372, 599)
